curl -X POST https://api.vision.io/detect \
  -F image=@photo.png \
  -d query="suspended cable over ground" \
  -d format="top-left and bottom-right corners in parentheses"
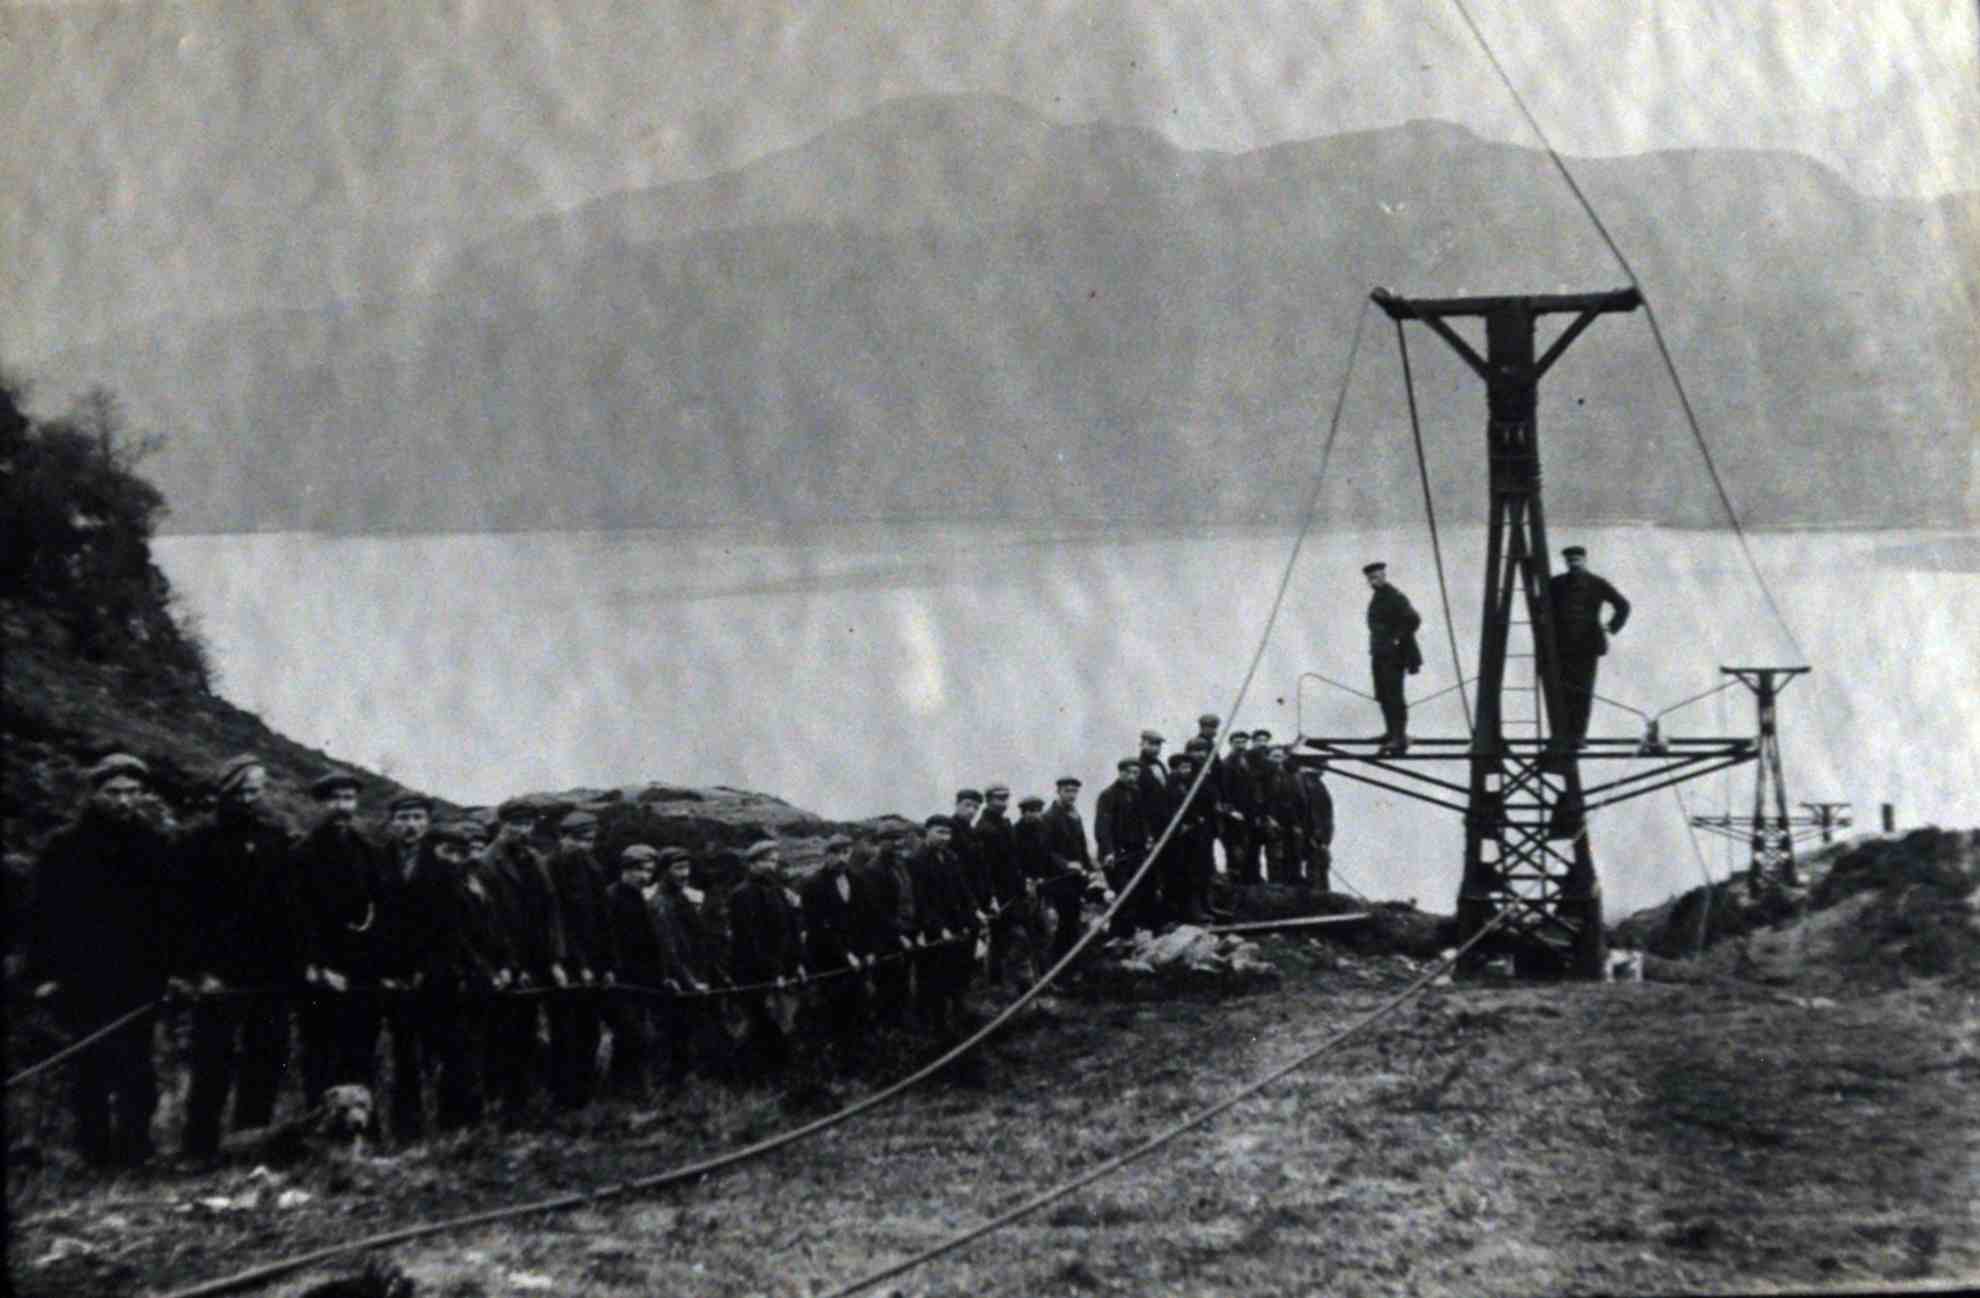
top-left (1440, 0), bottom-right (1808, 665)
top-left (819, 908), bottom-right (1513, 1298)
top-left (154, 302), bottom-right (1379, 1298)
top-left (1395, 318), bottom-right (1474, 736)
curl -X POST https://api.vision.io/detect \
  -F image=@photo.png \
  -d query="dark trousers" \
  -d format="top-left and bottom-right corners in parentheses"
top-left (1223, 819), bottom-right (1263, 885)
top-left (184, 995), bottom-right (289, 1156)
top-left (549, 989), bottom-right (602, 1109)
top-left (388, 989), bottom-right (482, 1141)
top-left (486, 994), bottom-right (543, 1115)
top-left (1157, 843), bottom-right (1197, 922)
top-left (1373, 655), bottom-right (1409, 740)
top-left (738, 993), bottom-right (790, 1076)
top-left (299, 989), bottom-right (379, 1111)
top-left (1560, 652), bottom-right (1600, 742)
top-left (654, 997), bottom-right (700, 1085)
top-left (915, 943), bottom-right (969, 1036)
top-left (63, 1002), bottom-right (158, 1166)
top-left (1043, 887), bottom-right (1084, 965)
top-left (1263, 822), bottom-right (1305, 884)
top-left (1106, 847), bottom-right (1154, 935)
top-left (871, 945), bottom-right (914, 1026)
top-left (604, 989), bottom-right (651, 1099)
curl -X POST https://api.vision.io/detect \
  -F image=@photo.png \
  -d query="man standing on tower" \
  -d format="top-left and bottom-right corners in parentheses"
top-left (1363, 562), bottom-right (1424, 756)
top-left (1548, 545), bottom-right (1630, 747)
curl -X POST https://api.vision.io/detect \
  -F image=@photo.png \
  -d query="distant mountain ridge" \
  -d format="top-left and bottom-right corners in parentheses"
top-left (24, 94), bottom-right (1978, 533)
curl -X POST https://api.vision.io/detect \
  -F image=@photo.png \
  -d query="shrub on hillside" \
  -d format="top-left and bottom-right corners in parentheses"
top-left (0, 377), bottom-right (210, 688)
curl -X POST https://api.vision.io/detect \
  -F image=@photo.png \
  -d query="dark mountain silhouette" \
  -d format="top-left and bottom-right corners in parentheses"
top-left (26, 95), bottom-right (1976, 533)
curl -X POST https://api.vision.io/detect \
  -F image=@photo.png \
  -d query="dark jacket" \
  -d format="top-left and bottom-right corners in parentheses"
top-left (1094, 781), bottom-right (1151, 866)
top-left (607, 880), bottom-right (666, 985)
top-left (650, 882), bottom-right (714, 987)
top-left (1548, 570), bottom-right (1631, 656)
top-left (972, 808), bottom-right (1025, 908)
top-left (173, 803), bottom-right (302, 984)
top-left (1368, 583), bottom-right (1425, 670)
top-left (1301, 772), bottom-right (1335, 847)
top-left (1259, 767), bottom-right (1310, 833)
top-left (801, 864), bottom-right (862, 970)
top-left (30, 804), bottom-right (175, 1013)
top-left (384, 845), bottom-right (497, 989)
top-left (908, 843), bottom-right (979, 937)
top-left (289, 817), bottom-right (389, 979)
top-left (482, 835), bottom-right (565, 976)
top-left (728, 869), bottom-right (803, 984)
top-left (1042, 801), bottom-right (1092, 872)
top-left (854, 845), bottom-right (919, 947)
top-left (548, 846), bottom-right (614, 975)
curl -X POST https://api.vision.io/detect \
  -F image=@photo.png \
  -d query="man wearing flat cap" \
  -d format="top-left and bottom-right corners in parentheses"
top-left (729, 839), bottom-right (804, 1074)
top-left (289, 769), bottom-right (389, 1112)
top-left (1548, 546), bottom-right (1631, 747)
top-left (1040, 777), bottom-right (1096, 957)
top-left (801, 833), bottom-right (867, 1054)
top-left (1364, 562), bottom-right (1424, 756)
top-left (1095, 758), bottom-right (1154, 935)
top-left (909, 817), bottom-right (981, 1037)
top-left (648, 847), bottom-right (716, 1086)
top-left (479, 799), bottom-right (563, 1116)
top-left (1135, 730), bottom-right (1168, 803)
top-left (173, 754), bottom-right (301, 1158)
top-left (603, 845), bottom-right (664, 1100)
top-left (973, 785), bottom-right (1025, 987)
top-left (1219, 732), bottom-right (1261, 886)
top-left (544, 810), bottom-right (615, 1108)
top-left (28, 753), bottom-right (174, 1166)
top-left (852, 827), bottom-right (921, 1028)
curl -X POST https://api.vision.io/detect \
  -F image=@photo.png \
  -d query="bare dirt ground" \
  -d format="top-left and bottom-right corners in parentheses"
top-left (10, 939), bottom-right (1977, 1298)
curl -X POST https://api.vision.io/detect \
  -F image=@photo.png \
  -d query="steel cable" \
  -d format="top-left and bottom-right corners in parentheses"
top-left (818, 908), bottom-right (1513, 1297)
top-left (1395, 317), bottom-right (1474, 736)
top-left (1440, 0), bottom-right (1809, 664)
top-left (152, 301), bottom-right (1378, 1298)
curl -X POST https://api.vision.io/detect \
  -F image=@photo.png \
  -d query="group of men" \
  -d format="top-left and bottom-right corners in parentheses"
top-left (23, 713), bottom-right (1333, 1170)
top-left (1361, 547), bottom-right (1630, 753)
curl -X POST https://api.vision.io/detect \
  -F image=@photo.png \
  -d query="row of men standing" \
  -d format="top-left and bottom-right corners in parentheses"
top-left (1093, 716), bottom-right (1336, 932)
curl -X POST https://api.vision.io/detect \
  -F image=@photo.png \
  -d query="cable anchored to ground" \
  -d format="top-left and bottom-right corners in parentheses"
top-left (152, 300), bottom-right (1379, 1298)
top-left (818, 908), bottom-right (1513, 1298)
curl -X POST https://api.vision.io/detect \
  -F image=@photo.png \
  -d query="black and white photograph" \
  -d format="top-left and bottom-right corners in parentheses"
top-left (4, 2), bottom-right (1976, 1294)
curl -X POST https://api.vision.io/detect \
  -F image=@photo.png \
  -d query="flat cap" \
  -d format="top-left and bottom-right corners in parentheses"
top-left (921, 815), bottom-right (952, 831)
top-left (310, 769), bottom-right (361, 799)
top-left (744, 838), bottom-right (781, 861)
top-left (1251, 728), bottom-right (1273, 740)
top-left (558, 810), bottom-right (598, 832)
top-left (656, 845), bottom-right (692, 864)
top-left (214, 752), bottom-right (265, 796)
top-left (1055, 776), bottom-right (1083, 789)
top-left (1184, 737), bottom-right (1213, 753)
top-left (496, 797), bottom-right (543, 822)
top-left (86, 753), bottom-right (150, 787)
top-left (1116, 757), bottom-right (1140, 773)
top-left (984, 783), bottom-right (1011, 798)
top-left (1228, 733), bottom-right (1249, 746)
top-left (620, 843), bottom-right (661, 865)
top-left (954, 787), bottom-right (984, 804)
top-left (1139, 729), bottom-right (1164, 744)
top-left (1562, 545), bottom-right (1587, 559)
top-left (451, 819), bottom-right (491, 844)
top-left (388, 793), bottom-right (433, 816)
top-left (824, 833), bottom-right (854, 851)
top-left (1017, 795), bottom-right (1045, 811)
top-left (1169, 753), bottom-right (1198, 770)
top-left (1197, 713), bottom-right (1220, 728)
top-left (427, 822), bottom-right (471, 847)
top-left (1362, 561), bottom-right (1387, 576)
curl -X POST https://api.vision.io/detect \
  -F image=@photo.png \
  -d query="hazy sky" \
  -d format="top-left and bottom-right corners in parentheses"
top-left (4, 0), bottom-right (1974, 359)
